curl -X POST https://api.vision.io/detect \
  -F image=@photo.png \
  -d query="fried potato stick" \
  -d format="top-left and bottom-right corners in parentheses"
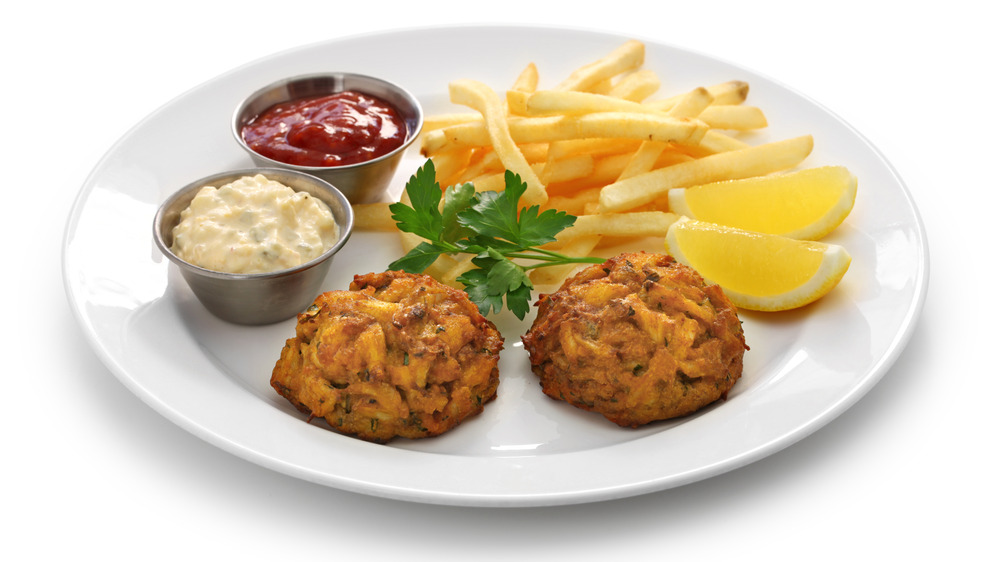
top-left (546, 138), bottom-right (643, 161)
top-left (697, 105), bottom-right (768, 130)
top-left (440, 255), bottom-right (477, 287)
top-left (607, 69), bottom-right (661, 101)
top-left (530, 234), bottom-right (603, 286)
top-left (449, 79), bottom-right (547, 205)
top-left (424, 64), bottom-right (538, 135)
top-left (585, 77), bottom-right (614, 95)
top-left (541, 153), bottom-right (594, 184)
top-left (616, 141), bottom-right (668, 181)
top-left (555, 39), bottom-right (645, 92)
top-left (423, 112), bottom-right (707, 153)
top-left (542, 187), bottom-right (602, 216)
top-left (470, 163), bottom-right (547, 193)
top-left (430, 146), bottom-right (475, 187)
top-left (646, 80), bottom-right (750, 111)
top-left (422, 112), bottom-right (482, 133)
top-left (618, 88), bottom-right (714, 180)
top-left (597, 135), bottom-right (815, 213)
top-left (698, 130), bottom-right (750, 154)
top-left (667, 87), bottom-right (714, 119)
top-left (512, 62), bottom-right (539, 93)
top-left (553, 211), bottom-right (679, 243)
top-left (398, 231), bottom-right (463, 279)
top-left (508, 89), bottom-right (665, 117)
top-left (351, 202), bottom-right (396, 231)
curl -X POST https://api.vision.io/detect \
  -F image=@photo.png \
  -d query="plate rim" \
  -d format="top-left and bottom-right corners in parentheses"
top-left (61, 23), bottom-right (930, 507)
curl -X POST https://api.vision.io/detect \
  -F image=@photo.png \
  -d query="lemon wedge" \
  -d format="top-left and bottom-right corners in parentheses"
top-left (666, 166), bottom-right (857, 240)
top-left (665, 218), bottom-right (851, 311)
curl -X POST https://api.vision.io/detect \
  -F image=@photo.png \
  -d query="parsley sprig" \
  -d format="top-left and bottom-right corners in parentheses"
top-left (388, 160), bottom-right (604, 319)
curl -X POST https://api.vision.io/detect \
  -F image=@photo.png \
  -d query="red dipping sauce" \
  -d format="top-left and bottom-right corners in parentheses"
top-left (241, 91), bottom-right (407, 167)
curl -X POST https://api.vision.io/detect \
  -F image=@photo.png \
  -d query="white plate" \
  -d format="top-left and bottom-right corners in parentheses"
top-left (62, 25), bottom-right (928, 507)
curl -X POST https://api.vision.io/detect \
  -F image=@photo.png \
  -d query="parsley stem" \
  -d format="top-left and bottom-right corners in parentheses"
top-left (390, 159), bottom-right (609, 319)
top-left (445, 247), bottom-right (602, 266)
top-left (524, 247), bottom-right (603, 262)
top-left (517, 255), bottom-right (605, 270)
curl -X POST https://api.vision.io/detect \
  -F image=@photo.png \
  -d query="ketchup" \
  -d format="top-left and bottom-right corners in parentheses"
top-left (241, 91), bottom-right (407, 167)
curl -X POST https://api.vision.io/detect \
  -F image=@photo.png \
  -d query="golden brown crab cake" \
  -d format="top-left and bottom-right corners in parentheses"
top-left (521, 252), bottom-right (747, 427)
top-left (271, 270), bottom-right (503, 442)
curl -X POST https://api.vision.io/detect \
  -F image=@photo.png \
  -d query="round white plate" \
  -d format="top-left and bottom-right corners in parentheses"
top-left (62, 25), bottom-right (928, 507)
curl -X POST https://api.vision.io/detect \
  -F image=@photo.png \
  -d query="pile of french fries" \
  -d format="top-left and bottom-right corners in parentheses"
top-left (353, 39), bottom-right (815, 287)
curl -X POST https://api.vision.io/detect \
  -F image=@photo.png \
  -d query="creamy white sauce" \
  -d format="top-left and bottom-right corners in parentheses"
top-left (171, 174), bottom-right (339, 274)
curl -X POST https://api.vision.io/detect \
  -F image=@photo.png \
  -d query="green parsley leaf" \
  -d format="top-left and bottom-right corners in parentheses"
top-left (456, 268), bottom-right (505, 317)
top-left (387, 241), bottom-right (446, 274)
top-left (387, 160), bottom-right (605, 318)
top-left (388, 160), bottom-right (442, 240)
top-left (505, 283), bottom-right (533, 321)
top-left (514, 203), bottom-right (578, 248)
top-left (459, 171), bottom-right (576, 247)
top-left (440, 182), bottom-right (477, 243)
top-left (478, 250), bottom-right (534, 320)
top-left (456, 171), bottom-right (525, 245)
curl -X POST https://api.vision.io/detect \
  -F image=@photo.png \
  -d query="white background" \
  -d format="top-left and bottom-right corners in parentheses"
top-left (6, 1), bottom-right (996, 559)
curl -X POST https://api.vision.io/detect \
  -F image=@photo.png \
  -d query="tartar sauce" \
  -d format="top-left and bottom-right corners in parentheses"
top-left (171, 174), bottom-right (339, 274)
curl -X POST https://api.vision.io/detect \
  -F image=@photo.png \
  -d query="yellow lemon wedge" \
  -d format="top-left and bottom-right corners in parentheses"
top-left (666, 166), bottom-right (857, 240)
top-left (665, 218), bottom-right (851, 311)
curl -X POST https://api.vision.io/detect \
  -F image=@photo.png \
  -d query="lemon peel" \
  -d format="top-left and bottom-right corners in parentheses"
top-left (667, 166), bottom-right (857, 240)
top-left (665, 218), bottom-right (851, 311)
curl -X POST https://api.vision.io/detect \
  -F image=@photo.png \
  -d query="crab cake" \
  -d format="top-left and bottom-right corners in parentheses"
top-left (271, 271), bottom-right (503, 443)
top-left (521, 252), bottom-right (747, 427)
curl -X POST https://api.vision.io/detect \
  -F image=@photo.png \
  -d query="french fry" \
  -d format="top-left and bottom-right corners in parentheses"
top-left (423, 112), bottom-right (708, 153)
top-left (607, 69), bottom-right (661, 101)
top-left (512, 62), bottom-right (539, 93)
top-left (585, 77), bottom-right (614, 95)
top-left (470, 163), bottom-right (547, 193)
top-left (505, 90), bottom-right (531, 115)
top-left (546, 138), bottom-right (643, 161)
top-left (423, 112), bottom-right (482, 132)
top-left (705, 80), bottom-right (750, 105)
top-left (407, 41), bottom-right (838, 301)
top-left (512, 86), bottom-right (710, 119)
top-left (440, 255), bottom-right (477, 287)
top-left (697, 105), bottom-right (768, 130)
top-left (450, 147), bottom-right (496, 182)
top-left (454, 143), bottom-right (550, 184)
top-left (550, 143), bottom-right (697, 196)
top-left (530, 234), bottom-right (602, 285)
top-left (545, 152), bottom-right (644, 195)
top-left (646, 80), bottom-right (750, 111)
top-left (542, 187), bottom-right (602, 216)
top-left (398, 231), bottom-right (462, 279)
top-left (468, 172), bottom-right (507, 193)
top-left (597, 135), bottom-right (815, 213)
top-left (352, 202), bottom-right (397, 231)
top-left (617, 88), bottom-right (714, 180)
top-left (666, 87), bottom-right (714, 119)
top-left (575, 152), bottom-right (640, 189)
top-left (698, 130), bottom-right (751, 154)
top-left (653, 149), bottom-right (697, 167)
top-left (449, 79), bottom-right (547, 205)
top-left (554, 211), bottom-right (680, 242)
top-left (430, 146), bottom-right (475, 187)
top-left (510, 90), bottom-right (665, 117)
top-left (541, 153), bottom-right (594, 184)
top-left (616, 140), bottom-right (668, 180)
top-left (518, 143), bottom-right (550, 163)
top-left (555, 39), bottom-right (645, 92)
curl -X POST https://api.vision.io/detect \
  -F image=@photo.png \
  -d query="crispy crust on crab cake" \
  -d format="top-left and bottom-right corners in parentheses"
top-left (521, 252), bottom-right (747, 427)
top-left (271, 271), bottom-right (503, 443)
